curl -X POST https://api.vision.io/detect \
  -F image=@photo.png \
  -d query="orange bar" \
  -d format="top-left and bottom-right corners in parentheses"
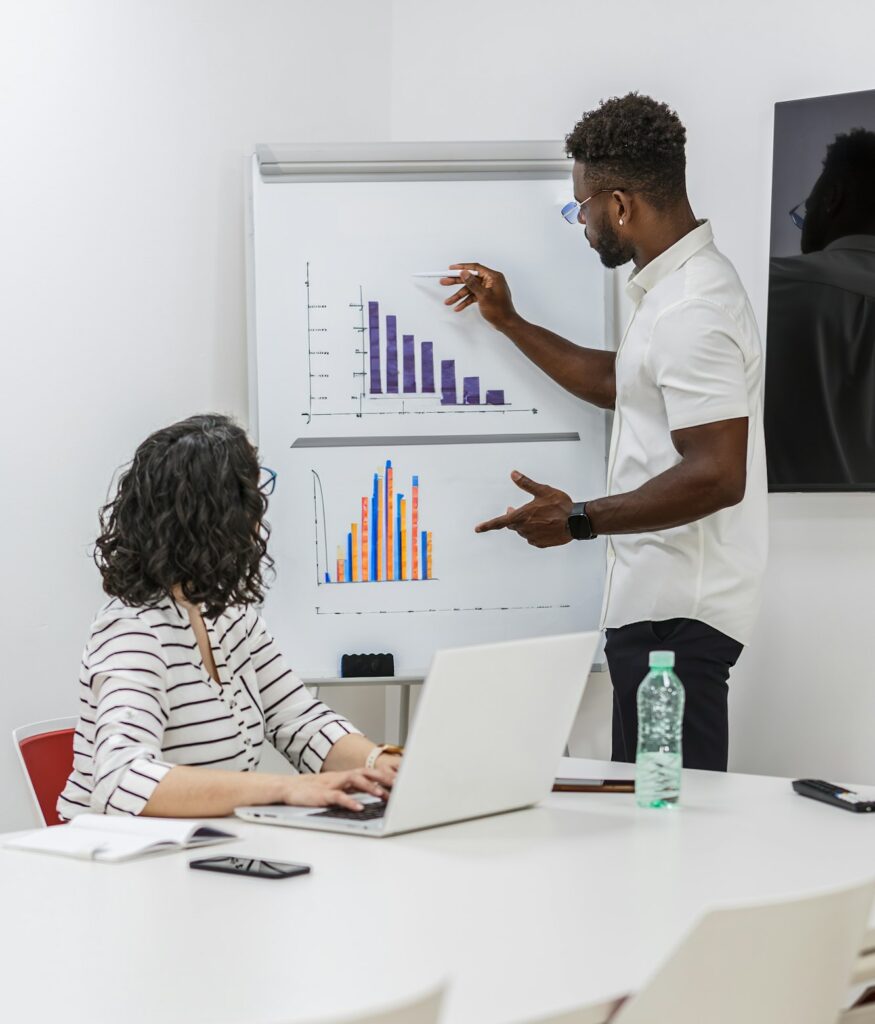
top-left (336, 545), bottom-right (345, 584)
top-left (376, 475), bottom-right (384, 581)
top-left (361, 498), bottom-right (368, 582)
top-left (351, 524), bottom-right (359, 582)
top-left (427, 532), bottom-right (433, 580)
top-left (386, 464), bottom-right (394, 581)
top-left (411, 479), bottom-right (419, 580)
top-left (400, 498), bottom-right (408, 580)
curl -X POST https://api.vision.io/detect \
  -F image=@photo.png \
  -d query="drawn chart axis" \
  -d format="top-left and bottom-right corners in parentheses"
top-left (302, 262), bottom-right (539, 421)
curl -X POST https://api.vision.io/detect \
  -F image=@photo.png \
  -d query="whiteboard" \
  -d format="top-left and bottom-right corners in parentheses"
top-left (248, 144), bottom-right (607, 676)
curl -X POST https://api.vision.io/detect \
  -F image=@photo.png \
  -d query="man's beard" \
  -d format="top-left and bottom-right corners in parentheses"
top-left (588, 213), bottom-right (635, 269)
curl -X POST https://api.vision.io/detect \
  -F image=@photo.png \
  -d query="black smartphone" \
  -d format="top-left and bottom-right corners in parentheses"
top-left (792, 779), bottom-right (875, 813)
top-left (189, 856), bottom-right (311, 879)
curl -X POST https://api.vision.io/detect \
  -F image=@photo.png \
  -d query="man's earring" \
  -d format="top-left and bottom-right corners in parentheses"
top-left (619, 218), bottom-right (624, 226)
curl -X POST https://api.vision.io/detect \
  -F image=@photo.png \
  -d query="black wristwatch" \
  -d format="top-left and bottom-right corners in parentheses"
top-left (567, 501), bottom-right (598, 541)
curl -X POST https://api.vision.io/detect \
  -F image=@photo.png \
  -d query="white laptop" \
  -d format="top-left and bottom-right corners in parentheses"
top-left (235, 631), bottom-right (599, 837)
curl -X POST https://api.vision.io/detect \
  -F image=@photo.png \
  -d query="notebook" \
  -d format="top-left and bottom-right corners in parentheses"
top-left (4, 814), bottom-right (236, 862)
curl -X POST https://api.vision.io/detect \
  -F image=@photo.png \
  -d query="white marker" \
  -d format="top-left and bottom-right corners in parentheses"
top-left (412, 270), bottom-right (479, 278)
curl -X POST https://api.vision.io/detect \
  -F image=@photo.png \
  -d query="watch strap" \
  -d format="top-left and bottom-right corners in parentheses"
top-left (365, 744), bottom-right (404, 770)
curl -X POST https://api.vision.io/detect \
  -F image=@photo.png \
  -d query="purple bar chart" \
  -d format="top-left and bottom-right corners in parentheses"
top-left (441, 359), bottom-right (457, 406)
top-left (366, 299), bottom-right (510, 407)
top-left (368, 302), bottom-right (382, 394)
top-left (386, 314), bottom-right (398, 394)
top-left (421, 342), bottom-right (435, 393)
top-left (463, 377), bottom-right (480, 406)
top-left (403, 335), bottom-right (416, 393)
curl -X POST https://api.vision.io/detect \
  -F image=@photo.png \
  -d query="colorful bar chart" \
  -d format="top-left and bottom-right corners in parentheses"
top-left (324, 460), bottom-right (434, 584)
top-left (366, 299), bottom-right (509, 407)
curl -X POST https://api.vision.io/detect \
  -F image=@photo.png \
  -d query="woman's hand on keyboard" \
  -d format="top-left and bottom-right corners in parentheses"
top-left (280, 767), bottom-right (393, 811)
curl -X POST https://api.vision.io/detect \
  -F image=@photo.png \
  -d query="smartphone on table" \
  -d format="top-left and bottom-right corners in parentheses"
top-left (190, 856), bottom-right (311, 879)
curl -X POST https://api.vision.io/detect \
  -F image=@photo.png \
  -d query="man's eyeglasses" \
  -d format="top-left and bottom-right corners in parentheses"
top-left (560, 187), bottom-right (625, 224)
top-left (789, 201), bottom-right (806, 230)
top-left (258, 466), bottom-right (277, 496)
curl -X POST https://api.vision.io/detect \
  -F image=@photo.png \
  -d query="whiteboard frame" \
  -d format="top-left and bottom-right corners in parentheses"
top-left (255, 140), bottom-right (571, 182)
top-left (245, 143), bottom-right (611, 676)
top-left (246, 140), bottom-right (598, 442)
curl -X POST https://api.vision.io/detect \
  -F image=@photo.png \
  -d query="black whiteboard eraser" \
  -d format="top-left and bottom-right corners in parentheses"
top-left (340, 653), bottom-right (395, 678)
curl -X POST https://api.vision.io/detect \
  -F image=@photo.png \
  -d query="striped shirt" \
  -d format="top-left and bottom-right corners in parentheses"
top-left (58, 597), bottom-right (359, 820)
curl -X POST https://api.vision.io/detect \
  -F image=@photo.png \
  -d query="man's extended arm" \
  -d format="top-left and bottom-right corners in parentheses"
top-left (475, 418), bottom-right (749, 547)
top-left (585, 418), bottom-right (748, 533)
top-left (443, 263), bottom-right (616, 410)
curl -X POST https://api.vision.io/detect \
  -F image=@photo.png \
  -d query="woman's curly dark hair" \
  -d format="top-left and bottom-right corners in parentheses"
top-left (565, 92), bottom-right (687, 209)
top-left (94, 413), bottom-right (274, 618)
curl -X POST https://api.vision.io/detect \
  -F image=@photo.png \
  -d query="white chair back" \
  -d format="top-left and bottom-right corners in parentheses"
top-left (296, 985), bottom-right (444, 1024)
top-left (612, 878), bottom-right (875, 1024)
top-left (841, 1000), bottom-right (875, 1022)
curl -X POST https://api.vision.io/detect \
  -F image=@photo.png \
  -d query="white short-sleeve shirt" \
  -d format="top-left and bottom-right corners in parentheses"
top-left (599, 220), bottom-right (768, 645)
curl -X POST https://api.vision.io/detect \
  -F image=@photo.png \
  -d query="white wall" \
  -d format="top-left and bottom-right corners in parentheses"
top-left (0, 0), bottom-right (392, 829)
top-left (3, 0), bottom-right (875, 829)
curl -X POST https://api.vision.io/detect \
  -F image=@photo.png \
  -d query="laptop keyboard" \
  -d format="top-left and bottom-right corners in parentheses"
top-left (311, 801), bottom-right (388, 821)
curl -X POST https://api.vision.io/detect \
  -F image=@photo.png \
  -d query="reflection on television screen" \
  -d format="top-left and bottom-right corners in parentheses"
top-left (765, 88), bottom-right (875, 491)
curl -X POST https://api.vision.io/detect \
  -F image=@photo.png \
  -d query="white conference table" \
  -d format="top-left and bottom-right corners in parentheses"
top-left (3, 757), bottom-right (875, 1024)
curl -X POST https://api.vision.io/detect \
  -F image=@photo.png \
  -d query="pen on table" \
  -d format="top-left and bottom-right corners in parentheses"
top-left (412, 270), bottom-right (479, 278)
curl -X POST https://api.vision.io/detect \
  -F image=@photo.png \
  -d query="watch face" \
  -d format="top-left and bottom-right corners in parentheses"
top-left (568, 509), bottom-right (593, 540)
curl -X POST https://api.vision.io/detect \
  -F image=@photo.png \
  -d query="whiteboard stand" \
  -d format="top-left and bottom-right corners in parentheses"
top-left (304, 675), bottom-right (424, 744)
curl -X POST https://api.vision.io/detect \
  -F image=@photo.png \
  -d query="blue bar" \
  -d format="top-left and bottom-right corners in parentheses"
top-left (371, 473), bottom-right (378, 581)
top-left (347, 532), bottom-right (353, 583)
top-left (421, 531), bottom-right (428, 580)
top-left (325, 571), bottom-right (331, 583)
top-left (395, 494), bottom-right (403, 580)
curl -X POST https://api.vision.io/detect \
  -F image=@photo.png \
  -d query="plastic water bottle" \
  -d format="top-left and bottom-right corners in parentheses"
top-left (635, 650), bottom-right (685, 808)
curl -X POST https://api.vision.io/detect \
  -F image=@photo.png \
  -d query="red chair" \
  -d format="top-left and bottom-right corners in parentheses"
top-left (12, 718), bottom-right (76, 826)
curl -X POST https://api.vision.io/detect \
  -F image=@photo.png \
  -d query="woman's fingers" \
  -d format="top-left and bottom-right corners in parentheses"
top-left (362, 765), bottom-right (395, 786)
top-left (325, 789), bottom-right (364, 811)
top-left (342, 769), bottom-right (388, 798)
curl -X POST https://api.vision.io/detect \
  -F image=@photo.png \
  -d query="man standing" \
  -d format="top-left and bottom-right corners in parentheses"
top-left (443, 93), bottom-right (767, 771)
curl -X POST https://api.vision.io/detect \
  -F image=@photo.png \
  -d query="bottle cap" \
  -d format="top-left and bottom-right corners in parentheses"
top-left (649, 650), bottom-right (675, 669)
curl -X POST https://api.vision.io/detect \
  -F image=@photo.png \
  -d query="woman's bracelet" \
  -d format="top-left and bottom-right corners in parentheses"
top-left (365, 744), bottom-right (404, 770)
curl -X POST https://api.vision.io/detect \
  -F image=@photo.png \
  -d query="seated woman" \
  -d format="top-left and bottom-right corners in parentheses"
top-left (58, 413), bottom-right (398, 820)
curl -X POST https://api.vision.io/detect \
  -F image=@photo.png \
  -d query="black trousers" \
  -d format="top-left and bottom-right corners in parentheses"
top-left (604, 618), bottom-right (744, 772)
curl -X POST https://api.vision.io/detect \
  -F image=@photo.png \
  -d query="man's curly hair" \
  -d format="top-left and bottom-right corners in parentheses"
top-left (565, 92), bottom-right (687, 209)
top-left (94, 413), bottom-right (273, 618)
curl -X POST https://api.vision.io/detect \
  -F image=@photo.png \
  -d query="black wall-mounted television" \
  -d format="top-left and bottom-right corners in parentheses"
top-left (765, 88), bottom-right (875, 492)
